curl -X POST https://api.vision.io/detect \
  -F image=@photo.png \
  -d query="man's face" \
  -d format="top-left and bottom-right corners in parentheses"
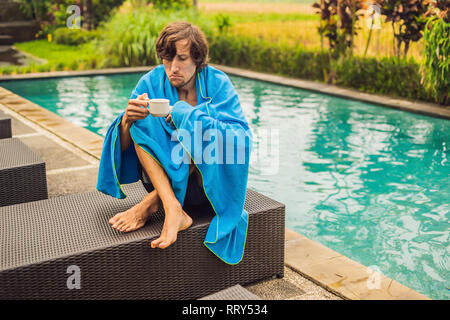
top-left (163, 39), bottom-right (197, 89)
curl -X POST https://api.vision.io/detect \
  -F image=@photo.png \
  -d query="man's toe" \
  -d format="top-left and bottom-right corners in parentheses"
top-left (113, 220), bottom-right (125, 230)
top-left (151, 237), bottom-right (163, 248)
top-left (158, 241), bottom-right (170, 249)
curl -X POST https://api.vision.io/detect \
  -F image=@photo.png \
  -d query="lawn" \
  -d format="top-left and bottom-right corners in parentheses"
top-left (1, 40), bottom-right (101, 75)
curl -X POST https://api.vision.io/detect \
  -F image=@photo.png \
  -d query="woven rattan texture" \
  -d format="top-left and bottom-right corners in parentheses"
top-left (0, 138), bottom-right (48, 206)
top-left (199, 284), bottom-right (261, 300)
top-left (0, 138), bottom-right (43, 168)
top-left (0, 183), bottom-right (285, 299)
top-left (0, 112), bottom-right (12, 139)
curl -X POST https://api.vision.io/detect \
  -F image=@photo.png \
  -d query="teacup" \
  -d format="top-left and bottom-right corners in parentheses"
top-left (148, 98), bottom-right (170, 117)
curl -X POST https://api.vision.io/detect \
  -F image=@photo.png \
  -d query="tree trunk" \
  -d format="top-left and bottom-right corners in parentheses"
top-left (404, 40), bottom-right (410, 58)
top-left (83, 0), bottom-right (93, 30)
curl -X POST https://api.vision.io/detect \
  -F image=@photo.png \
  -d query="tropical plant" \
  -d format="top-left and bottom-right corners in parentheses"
top-left (215, 13), bottom-right (232, 34)
top-left (95, 6), bottom-right (215, 67)
top-left (14, 0), bottom-right (125, 36)
top-left (378, 0), bottom-right (431, 58)
top-left (312, 0), bottom-right (365, 57)
top-left (312, 0), bottom-right (339, 52)
top-left (336, 0), bottom-right (365, 53)
top-left (53, 27), bottom-right (100, 45)
top-left (151, 0), bottom-right (192, 10)
top-left (422, 1), bottom-right (449, 104)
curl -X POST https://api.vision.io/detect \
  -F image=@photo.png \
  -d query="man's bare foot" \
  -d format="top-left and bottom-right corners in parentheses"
top-left (151, 203), bottom-right (193, 249)
top-left (109, 193), bottom-right (161, 232)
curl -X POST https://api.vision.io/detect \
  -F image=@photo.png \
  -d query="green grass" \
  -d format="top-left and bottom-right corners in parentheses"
top-left (17, 40), bottom-right (97, 64)
top-left (222, 12), bottom-right (318, 24)
top-left (0, 40), bottom-right (103, 75)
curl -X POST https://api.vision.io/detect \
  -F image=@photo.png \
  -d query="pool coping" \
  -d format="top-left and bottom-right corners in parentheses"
top-left (2, 64), bottom-right (449, 120)
top-left (0, 66), bottom-right (433, 300)
top-left (0, 66), bottom-right (152, 81)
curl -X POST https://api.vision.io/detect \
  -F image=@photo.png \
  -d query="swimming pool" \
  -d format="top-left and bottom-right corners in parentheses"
top-left (1, 72), bottom-right (449, 299)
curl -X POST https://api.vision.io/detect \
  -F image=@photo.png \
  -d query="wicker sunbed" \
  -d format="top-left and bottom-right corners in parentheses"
top-left (0, 111), bottom-right (12, 139)
top-left (0, 138), bottom-right (48, 207)
top-left (199, 284), bottom-right (261, 300)
top-left (0, 182), bottom-right (285, 299)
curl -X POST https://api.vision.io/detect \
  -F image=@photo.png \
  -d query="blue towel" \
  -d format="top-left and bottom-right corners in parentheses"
top-left (97, 64), bottom-right (253, 265)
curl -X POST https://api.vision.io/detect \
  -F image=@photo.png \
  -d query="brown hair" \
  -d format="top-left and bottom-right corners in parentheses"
top-left (155, 21), bottom-right (209, 73)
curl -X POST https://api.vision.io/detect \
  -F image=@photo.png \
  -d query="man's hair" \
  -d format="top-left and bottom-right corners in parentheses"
top-left (155, 21), bottom-right (209, 73)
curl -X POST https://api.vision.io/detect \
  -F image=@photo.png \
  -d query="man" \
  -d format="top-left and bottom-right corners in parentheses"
top-left (97, 22), bottom-right (253, 265)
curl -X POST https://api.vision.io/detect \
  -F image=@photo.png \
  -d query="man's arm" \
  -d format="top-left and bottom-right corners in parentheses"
top-left (119, 117), bottom-right (132, 153)
top-left (120, 93), bottom-right (150, 152)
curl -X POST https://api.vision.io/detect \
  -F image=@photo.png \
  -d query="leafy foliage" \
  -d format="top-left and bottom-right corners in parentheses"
top-left (95, 6), bottom-right (215, 67)
top-left (312, 0), bottom-right (365, 57)
top-left (151, 0), bottom-right (192, 10)
top-left (333, 55), bottom-right (429, 99)
top-left (378, 0), bottom-right (430, 57)
top-left (215, 14), bottom-right (233, 34)
top-left (312, 0), bottom-right (339, 52)
top-left (422, 15), bottom-right (449, 104)
top-left (53, 27), bottom-right (100, 45)
top-left (14, 0), bottom-right (125, 36)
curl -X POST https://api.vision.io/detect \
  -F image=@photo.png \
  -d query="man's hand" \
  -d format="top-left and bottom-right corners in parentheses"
top-left (122, 93), bottom-right (150, 127)
top-left (165, 106), bottom-right (174, 127)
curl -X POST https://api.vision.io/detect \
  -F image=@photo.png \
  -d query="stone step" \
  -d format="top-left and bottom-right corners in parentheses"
top-left (0, 1), bottom-right (29, 22)
top-left (0, 35), bottom-right (13, 46)
top-left (0, 21), bottom-right (39, 42)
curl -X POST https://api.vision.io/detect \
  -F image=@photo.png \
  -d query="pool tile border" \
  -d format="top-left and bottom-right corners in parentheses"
top-left (284, 229), bottom-right (430, 300)
top-left (0, 87), bottom-right (104, 159)
top-left (0, 66), bottom-right (152, 81)
top-left (1, 64), bottom-right (449, 121)
top-left (0, 66), bottom-right (433, 300)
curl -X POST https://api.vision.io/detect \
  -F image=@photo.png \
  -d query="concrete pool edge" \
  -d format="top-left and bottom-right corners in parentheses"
top-left (0, 87), bottom-right (104, 159)
top-left (0, 64), bottom-right (449, 120)
top-left (0, 66), bottom-right (152, 81)
top-left (285, 229), bottom-right (430, 300)
top-left (0, 85), bottom-right (431, 300)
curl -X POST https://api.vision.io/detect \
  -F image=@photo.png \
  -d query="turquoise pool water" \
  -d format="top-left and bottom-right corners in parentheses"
top-left (1, 73), bottom-right (449, 299)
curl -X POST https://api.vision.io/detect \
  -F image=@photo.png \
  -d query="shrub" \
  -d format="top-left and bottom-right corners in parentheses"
top-left (95, 7), bottom-right (215, 67)
top-left (15, 0), bottom-right (126, 36)
top-left (422, 17), bottom-right (449, 105)
top-left (333, 56), bottom-right (429, 100)
top-left (53, 28), bottom-right (100, 46)
top-left (209, 34), bottom-right (329, 82)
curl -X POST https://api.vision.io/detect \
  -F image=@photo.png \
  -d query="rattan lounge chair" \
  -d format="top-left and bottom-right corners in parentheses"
top-left (0, 138), bottom-right (48, 207)
top-left (0, 182), bottom-right (285, 299)
top-left (199, 284), bottom-right (261, 300)
top-left (0, 111), bottom-right (12, 139)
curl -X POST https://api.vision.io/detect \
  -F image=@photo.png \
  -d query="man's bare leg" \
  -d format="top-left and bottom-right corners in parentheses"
top-left (128, 143), bottom-right (193, 249)
top-left (110, 159), bottom-right (198, 234)
top-left (109, 189), bottom-right (162, 232)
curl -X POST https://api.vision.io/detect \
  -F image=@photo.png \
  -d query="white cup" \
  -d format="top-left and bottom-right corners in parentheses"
top-left (148, 98), bottom-right (170, 117)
